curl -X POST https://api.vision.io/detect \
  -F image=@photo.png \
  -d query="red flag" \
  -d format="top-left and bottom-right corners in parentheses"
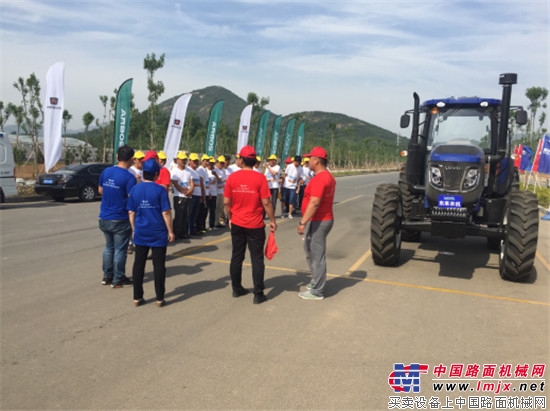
top-left (532, 139), bottom-right (543, 173)
top-left (514, 144), bottom-right (522, 168)
top-left (264, 231), bottom-right (278, 260)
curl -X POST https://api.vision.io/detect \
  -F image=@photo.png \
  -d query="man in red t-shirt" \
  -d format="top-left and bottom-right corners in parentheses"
top-left (296, 146), bottom-right (336, 300)
top-left (224, 145), bottom-right (277, 304)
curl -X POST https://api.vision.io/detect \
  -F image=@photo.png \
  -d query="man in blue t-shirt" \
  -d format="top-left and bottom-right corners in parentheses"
top-left (127, 159), bottom-right (175, 307)
top-left (98, 145), bottom-right (137, 288)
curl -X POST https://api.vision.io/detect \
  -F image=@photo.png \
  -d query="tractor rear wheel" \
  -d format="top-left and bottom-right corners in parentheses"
top-left (371, 183), bottom-right (401, 266)
top-left (499, 190), bottom-right (539, 281)
top-left (398, 168), bottom-right (421, 242)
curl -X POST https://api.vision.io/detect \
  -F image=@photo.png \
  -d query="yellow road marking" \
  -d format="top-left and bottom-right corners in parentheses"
top-left (345, 249), bottom-right (371, 275)
top-left (178, 254), bottom-right (550, 307)
top-left (335, 195), bottom-right (364, 206)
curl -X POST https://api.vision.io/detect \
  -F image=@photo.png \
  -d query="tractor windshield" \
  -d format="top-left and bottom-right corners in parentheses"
top-left (426, 107), bottom-right (492, 150)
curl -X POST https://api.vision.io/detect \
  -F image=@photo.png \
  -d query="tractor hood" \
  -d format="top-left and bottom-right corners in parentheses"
top-left (429, 140), bottom-right (484, 164)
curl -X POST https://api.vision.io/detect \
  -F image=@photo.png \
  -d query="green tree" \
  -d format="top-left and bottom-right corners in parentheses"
top-left (99, 95), bottom-right (109, 162)
top-left (13, 146), bottom-right (26, 168)
top-left (6, 103), bottom-right (24, 147)
top-left (62, 109), bottom-right (72, 136)
top-left (0, 101), bottom-right (10, 130)
top-left (525, 86), bottom-right (548, 146)
top-left (82, 111), bottom-right (95, 145)
top-left (143, 52), bottom-right (166, 149)
top-left (13, 74), bottom-right (43, 175)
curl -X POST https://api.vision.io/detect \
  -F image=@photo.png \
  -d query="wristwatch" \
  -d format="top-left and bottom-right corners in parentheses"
top-left (299, 221), bottom-right (306, 226)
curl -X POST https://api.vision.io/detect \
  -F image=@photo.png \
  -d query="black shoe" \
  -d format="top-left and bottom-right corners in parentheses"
top-left (253, 293), bottom-right (268, 304)
top-left (102, 277), bottom-right (113, 285)
top-left (120, 276), bottom-right (133, 286)
top-left (232, 288), bottom-right (250, 298)
top-left (111, 282), bottom-right (123, 289)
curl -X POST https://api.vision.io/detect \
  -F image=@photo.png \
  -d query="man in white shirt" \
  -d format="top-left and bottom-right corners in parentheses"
top-left (128, 150), bottom-right (145, 183)
top-left (170, 151), bottom-right (194, 240)
top-left (206, 157), bottom-right (218, 230)
top-left (226, 155), bottom-right (242, 175)
top-left (187, 153), bottom-right (203, 235)
top-left (196, 154), bottom-right (211, 233)
top-left (213, 155), bottom-right (228, 227)
top-left (282, 156), bottom-right (302, 219)
top-left (299, 157), bottom-right (312, 209)
top-left (264, 154), bottom-right (281, 214)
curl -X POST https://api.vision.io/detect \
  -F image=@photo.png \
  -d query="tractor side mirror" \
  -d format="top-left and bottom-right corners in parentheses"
top-left (515, 110), bottom-right (528, 126)
top-left (400, 114), bottom-right (410, 128)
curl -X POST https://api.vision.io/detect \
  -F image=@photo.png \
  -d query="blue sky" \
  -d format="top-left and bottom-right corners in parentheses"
top-left (1, 0), bottom-right (548, 134)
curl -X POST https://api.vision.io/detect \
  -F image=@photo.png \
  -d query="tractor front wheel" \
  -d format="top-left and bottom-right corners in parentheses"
top-left (371, 184), bottom-right (401, 266)
top-left (499, 190), bottom-right (539, 281)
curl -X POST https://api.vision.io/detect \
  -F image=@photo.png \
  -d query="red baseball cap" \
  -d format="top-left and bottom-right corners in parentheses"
top-left (144, 150), bottom-right (159, 161)
top-left (284, 157), bottom-right (292, 164)
top-left (239, 145), bottom-right (257, 159)
top-left (303, 146), bottom-right (327, 160)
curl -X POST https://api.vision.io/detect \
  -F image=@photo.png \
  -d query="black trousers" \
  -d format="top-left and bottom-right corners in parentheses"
top-left (269, 188), bottom-right (278, 213)
top-left (173, 196), bottom-right (191, 238)
top-left (132, 245), bottom-right (167, 302)
top-left (230, 224), bottom-right (266, 295)
top-left (197, 200), bottom-right (208, 232)
top-left (207, 196), bottom-right (217, 229)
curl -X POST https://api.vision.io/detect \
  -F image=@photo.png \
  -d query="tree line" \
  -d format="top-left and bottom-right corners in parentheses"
top-left (0, 52), bottom-right (547, 175)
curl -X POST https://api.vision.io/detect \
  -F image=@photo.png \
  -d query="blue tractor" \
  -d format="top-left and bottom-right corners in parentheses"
top-left (370, 73), bottom-right (539, 281)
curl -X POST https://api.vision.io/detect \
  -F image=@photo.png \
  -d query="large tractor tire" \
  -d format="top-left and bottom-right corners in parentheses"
top-left (499, 190), bottom-right (539, 281)
top-left (371, 183), bottom-right (401, 266)
top-left (398, 168), bottom-right (421, 242)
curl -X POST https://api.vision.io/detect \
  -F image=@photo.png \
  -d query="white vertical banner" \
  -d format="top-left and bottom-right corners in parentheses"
top-left (163, 93), bottom-right (192, 163)
top-left (43, 61), bottom-right (65, 173)
top-left (237, 103), bottom-right (253, 153)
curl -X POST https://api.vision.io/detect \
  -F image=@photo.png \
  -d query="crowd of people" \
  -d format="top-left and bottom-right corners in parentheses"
top-left (98, 144), bottom-right (335, 307)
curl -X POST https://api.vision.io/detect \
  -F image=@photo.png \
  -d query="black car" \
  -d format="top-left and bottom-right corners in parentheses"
top-left (35, 163), bottom-right (111, 202)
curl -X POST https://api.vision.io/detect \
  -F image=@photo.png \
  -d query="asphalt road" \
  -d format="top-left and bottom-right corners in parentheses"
top-left (1, 172), bottom-right (548, 410)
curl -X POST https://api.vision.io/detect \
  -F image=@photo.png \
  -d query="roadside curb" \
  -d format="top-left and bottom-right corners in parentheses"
top-left (5, 195), bottom-right (48, 204)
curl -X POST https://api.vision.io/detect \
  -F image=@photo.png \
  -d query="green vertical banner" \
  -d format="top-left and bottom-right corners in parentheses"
top-left (254, 111), bottom-right (270, 158)
top-left (113, 78), bottom-right (133, 163)
top-left (281, 117), bottom-right (296, 163)
top-left (205, 100), bottom-right (224, 156)
top-left (295, 122), bottom-right (305, 156)
top-left (269, 115), bottom-right (282, 157)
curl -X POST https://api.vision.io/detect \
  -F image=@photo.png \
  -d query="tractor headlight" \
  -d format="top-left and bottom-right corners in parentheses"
top-left (463, 168), bottom-right (480, 190)
top-left (429, 166), bottom-right (443, 188)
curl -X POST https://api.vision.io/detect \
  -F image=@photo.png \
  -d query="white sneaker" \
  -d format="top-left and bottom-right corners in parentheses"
top-left (288, 214), bottom-right (294, 219)
top-left (298, 290), bottom-right (324, 300)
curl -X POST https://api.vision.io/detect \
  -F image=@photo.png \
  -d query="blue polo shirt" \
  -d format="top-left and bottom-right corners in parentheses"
top-left (98, 166), bottom-right (136, 220)
top-left (127, 182), bottom-right (172, 247)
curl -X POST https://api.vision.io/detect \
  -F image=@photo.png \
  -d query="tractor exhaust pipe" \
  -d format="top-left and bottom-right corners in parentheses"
top-left (498, 73), bottom-right (517, 154)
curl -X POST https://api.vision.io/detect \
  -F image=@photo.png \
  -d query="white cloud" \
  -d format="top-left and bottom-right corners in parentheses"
top-left (1, 0), bottom-right (548, 135)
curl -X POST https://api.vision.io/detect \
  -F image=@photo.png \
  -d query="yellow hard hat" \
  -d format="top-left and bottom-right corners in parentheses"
top-left (217, 155), bottom-right (226, 162)
top-left (201, 154), bottom-right (210, 161)
top-left (176, 151), bottom-right (188, 160)
top-left (189, 153), bottom-right (200, 161)
top-left (134, 150), bottom-right (145, 159)
top-left (267, 154), bottom-right (277, 160)
top-left (256, 156), bottom-right (261, 162)
top-left (209, 156), bottom-right (215, 163)
top-left (303, 157), bottom-right (310, 162)
top-left (158, 151), bottom-right (167, 160)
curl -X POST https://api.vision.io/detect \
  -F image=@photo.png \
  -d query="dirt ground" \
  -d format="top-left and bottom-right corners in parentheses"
top-left (15, 162), bottom-right (65, 180)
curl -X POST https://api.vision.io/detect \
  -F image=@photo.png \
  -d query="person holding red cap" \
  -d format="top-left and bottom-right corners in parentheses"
top-left (224, 145), bottom-right (277, 304)
top-left (296, 146), bottom-right (335, 300)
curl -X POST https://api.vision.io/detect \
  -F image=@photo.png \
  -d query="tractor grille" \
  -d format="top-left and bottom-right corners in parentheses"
top-left (431, 206), bottom-right (469, 221)
top-left (441, 165), bottom-right (466, 191)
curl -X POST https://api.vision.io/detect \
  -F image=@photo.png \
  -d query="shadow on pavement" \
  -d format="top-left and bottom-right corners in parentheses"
top-left (165, 275), bottom-right (230, 304)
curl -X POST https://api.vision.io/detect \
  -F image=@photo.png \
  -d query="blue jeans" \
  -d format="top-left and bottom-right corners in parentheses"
top-left (99, 219), bottom-right (132, 284)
